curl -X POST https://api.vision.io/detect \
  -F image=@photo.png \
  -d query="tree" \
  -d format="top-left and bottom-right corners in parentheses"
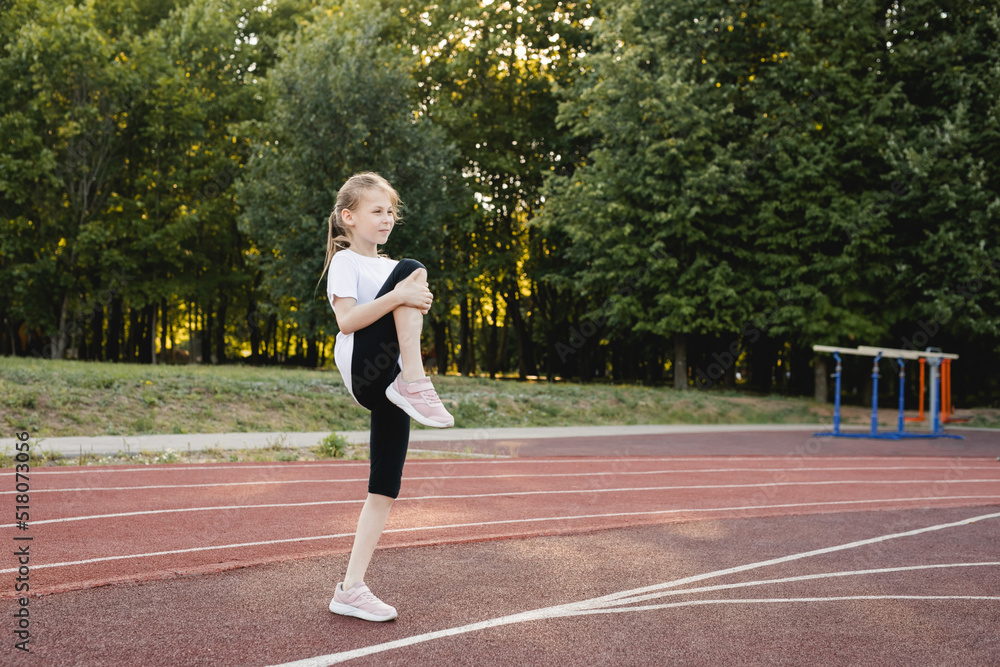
top-left (879, 1), bottom-right (1000, 402)
top-left (1, 0), bottom-right (144, 359)
top-left (539, 0), bottom-right (757, 387)
top-left (236, 1), bottom-right (457, 367)
top-left (409, 0), bottom-right (598, 378)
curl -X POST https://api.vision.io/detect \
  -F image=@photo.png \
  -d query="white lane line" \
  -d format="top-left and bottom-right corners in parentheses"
top-left (11, 468), bottom-right (1000, 494)
top-left (0, 531), bottom-right (356, 572)
top-left (3, 479), bottom-right (370, 494)
top-left (26, 455), bottom-right (999, 475)
top-left (2, 497), bottom-right (998, 575)
top-left (596, 562), bottom-right (1000, 608)
top-left (1, 499), bottom-right (364, 527)
top-left (400, 479), bottom-right (1000, 503)
top-left (8, 478), bottom-right (1000, 527)
top-left (29, 463), bottom-right (371, 474)
top-left (264, 510), bottom-right (1000, 667)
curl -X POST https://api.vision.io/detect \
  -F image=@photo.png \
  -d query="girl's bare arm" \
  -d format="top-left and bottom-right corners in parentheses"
top-left (333, 272), bottom-right (431, 334)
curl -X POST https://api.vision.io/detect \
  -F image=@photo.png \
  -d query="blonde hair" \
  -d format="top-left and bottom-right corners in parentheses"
top-left (316, 172), bottom-right (403, 289)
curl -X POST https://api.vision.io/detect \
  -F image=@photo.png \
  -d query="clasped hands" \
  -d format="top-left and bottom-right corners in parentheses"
top-left (393, 270), bottom-right (433, 315)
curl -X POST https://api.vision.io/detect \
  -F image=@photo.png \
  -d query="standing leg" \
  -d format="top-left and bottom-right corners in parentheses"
top-left (343, 493), bottom-right (395, 589)
top-left (343, 398), bottom-right (410, 587)
top-left (330, 400), bottom-right (409, 622)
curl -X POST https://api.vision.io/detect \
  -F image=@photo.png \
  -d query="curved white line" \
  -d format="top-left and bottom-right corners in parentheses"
top-left (264, 510), bottom-right (1000, 666)
top-left (564, 595), bottom-right (1000, 616)
top-left (597, 562), bottom-right (1000, 608)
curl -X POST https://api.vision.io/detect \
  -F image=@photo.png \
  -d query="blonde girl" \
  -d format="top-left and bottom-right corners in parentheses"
top-left (320, 172), bottom-right (454, 622)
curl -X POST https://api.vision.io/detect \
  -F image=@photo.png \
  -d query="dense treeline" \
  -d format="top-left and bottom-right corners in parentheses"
top-left (2, 0), bottom-right (998, 405)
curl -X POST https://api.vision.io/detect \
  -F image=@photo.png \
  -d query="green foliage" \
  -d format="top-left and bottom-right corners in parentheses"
top-left (878, 1), bottom-right (1000, 341)
top-left (1, 0), bottom-right (997, 402)
top-left (540, 0), bottom-right (999, 394)
top-left (315, 432), bottom-right (350, 459)
top-left (236, 0), bottom-right (458, 345)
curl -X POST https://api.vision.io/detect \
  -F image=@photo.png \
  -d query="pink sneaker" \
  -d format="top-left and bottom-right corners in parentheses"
top-left (385, 376), bottom-right (455, 428)
top-left (329, 581), bottom-right (398, 622)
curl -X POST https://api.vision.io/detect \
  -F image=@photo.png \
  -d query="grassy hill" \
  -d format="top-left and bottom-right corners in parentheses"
top-left (2, 356), bottom-right (996, 439)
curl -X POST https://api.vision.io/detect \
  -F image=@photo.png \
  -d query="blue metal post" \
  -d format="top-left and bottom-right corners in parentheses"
top-left (832, 352), bottom-right (842, 435)
top-left (897, 358), bottom-right (906, 435)
top-left (870, 353), bottom-right (882, 436)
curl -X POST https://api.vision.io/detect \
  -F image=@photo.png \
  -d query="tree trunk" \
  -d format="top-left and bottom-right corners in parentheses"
top-left (215, 294), bottom-right (228, 364)
top-left (248, 298), bottom-right (261, 364)
top-left (52, 292), bottom-right (70, 359)
top-left (202, 301), bottom-right (214, 364)
top-left (265, 313), bottom-right (277, 363)
top-left (189, 301), bottom-right (198, 363)
top-left (724, 359), bottom-right (737, 389)
top-left (283, 326), bottom-right (293, 363)
top-left (125, 306), bottom-right (141, 362)
top-left (673, 332), bottom-right (688, 390)
top-left (107, 297), bottom-right (122, 361)
top-left (84, 303), bottom-right (100, 361)
top-left (147, 303), bottom-right (156, 363)
top-left (504, 286), bottom-right (536, 379)
top-left (432, 314), bottom-right (448, 376)
top-left (486, 288), bottom-right (499, 379)
top-left (788, 344), bottom-right (813, 396)
top-left (2, 315), bottom-right (11, 356)
top-left (750, 335), bottom-right (778, 393)
top-left (306, 331), bottom-right (319, 368)
top-left (611, 340), bottom-right (623, 383)
top-left (813, 357), bottom-right (828, 402)
top-left (159, 297), bottom-right (168, 365)
top-left (458, 298), bottom-right (474, 376)
top-left (137, 303), bottom-right (155, 364)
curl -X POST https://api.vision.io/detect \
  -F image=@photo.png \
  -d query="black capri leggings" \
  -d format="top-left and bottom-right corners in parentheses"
top-left (350, 258), bottom-right (425, 499)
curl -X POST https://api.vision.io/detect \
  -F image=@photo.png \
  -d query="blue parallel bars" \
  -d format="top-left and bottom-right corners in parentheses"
top-left (869, 352), bottom-right (881, 436)
top-left (812, 345), bottom-right (962, 440)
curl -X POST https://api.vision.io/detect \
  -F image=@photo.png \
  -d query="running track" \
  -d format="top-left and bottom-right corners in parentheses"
top-left (2, 429), bottom-right (999, 665)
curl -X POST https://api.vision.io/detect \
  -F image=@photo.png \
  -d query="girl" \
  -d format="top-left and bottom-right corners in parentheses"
top-left (319, 172), bottom-right (454, 622)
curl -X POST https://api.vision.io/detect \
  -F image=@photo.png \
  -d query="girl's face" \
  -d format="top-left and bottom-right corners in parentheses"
top-left (342, 188), bottom-right (395, 253)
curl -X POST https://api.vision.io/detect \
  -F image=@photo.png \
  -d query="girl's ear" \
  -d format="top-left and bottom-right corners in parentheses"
top-left (340, 208), bottom-right (353, 228)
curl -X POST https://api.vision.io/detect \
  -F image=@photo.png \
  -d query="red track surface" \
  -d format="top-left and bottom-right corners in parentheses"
top-left (2, 430), bottom-right (999, 665)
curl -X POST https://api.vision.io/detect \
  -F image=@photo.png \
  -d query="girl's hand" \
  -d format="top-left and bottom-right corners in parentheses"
top-left (393, 270), bottom-right (433, 314)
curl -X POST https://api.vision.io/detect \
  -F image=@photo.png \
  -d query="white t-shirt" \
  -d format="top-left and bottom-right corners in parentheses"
top-left (327, 249), bottom-right (399, 402)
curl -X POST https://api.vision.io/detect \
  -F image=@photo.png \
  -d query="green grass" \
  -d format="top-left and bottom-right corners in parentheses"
top-left (1, 356), bottom-right (996, 441)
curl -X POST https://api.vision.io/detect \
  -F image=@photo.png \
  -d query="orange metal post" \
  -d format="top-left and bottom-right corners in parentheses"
top-left (941, 359), bottom-right (971, 423)
top-left (905, 358), bottom-right (925, 423)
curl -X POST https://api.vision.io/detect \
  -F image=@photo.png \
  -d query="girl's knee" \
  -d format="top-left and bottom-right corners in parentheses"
top-left (367, 491), bottom-right (397, 506)
top-left (397, 258), bottom-right (426, 281)
top-left (367, 484), bottom-right (400, 500)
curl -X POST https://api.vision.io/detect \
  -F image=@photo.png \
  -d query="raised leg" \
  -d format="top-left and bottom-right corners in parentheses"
top-left (394, 267), bottom-right (427, 383)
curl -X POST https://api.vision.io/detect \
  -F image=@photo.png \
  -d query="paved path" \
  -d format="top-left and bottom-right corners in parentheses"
top-left (2, 424), bottom-right (995, 457)
top-left (1, 424), bottom-right (835, 454)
